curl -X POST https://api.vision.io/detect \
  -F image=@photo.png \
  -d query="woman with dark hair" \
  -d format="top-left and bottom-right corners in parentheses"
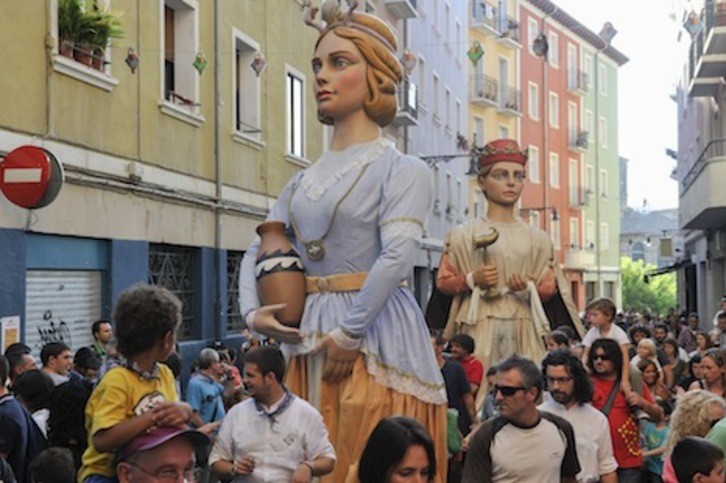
top-left (12, 368), bottom-right (54, 437)
top-left (690, 349), bottom-right (726, 397)
top-left (546, 330), bottom-right (570, 352)
top-left (358, 416), bottom-right (436, 483)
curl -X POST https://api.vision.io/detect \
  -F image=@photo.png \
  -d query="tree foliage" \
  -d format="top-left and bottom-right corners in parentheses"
top-left (620, 256), bottom-right (677, 316)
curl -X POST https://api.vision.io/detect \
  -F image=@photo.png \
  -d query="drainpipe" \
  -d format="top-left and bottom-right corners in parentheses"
top-left (541, 5), bottom-right (558, 231)
top-left (594, 40), bottom-right (607, 295)
top-left (214, 0), bottom-right (223, 337)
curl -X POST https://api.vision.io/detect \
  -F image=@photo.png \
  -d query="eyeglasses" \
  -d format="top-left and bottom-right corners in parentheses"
top-left (488, 171), bottom-right (526, 183)
top-left (493, 385), bottom-right (527, 397)
top-left (593, 354), bottom-right (611, 362)
top-left (125, 461), bottom-right (202, 482)
top-left (546, 376), bottom-right (573, 385)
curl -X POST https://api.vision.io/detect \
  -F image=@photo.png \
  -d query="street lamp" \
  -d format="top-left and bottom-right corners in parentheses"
top-left (420, 143), bottom-right (483, 177)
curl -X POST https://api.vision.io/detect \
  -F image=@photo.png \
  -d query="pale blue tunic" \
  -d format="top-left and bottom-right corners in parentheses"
top-left (239, 138), bottom-right (446, 404)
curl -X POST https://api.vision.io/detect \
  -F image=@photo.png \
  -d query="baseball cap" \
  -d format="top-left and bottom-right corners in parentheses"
top-left (117, 426), bottom-right (210, 462)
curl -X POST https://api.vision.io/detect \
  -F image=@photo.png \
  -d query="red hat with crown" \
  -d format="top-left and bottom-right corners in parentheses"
top-left (477, 139), bottom-right (528, 169)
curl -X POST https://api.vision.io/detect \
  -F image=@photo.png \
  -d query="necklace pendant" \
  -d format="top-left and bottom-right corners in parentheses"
top-left (306, 240), bottom-right (325, 261)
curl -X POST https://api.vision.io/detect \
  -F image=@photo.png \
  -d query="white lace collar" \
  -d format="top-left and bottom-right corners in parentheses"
top-left (300, 138), bottom-right (392, 201)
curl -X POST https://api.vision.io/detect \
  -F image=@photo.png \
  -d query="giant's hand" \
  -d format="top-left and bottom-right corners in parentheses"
top-left (472, 264), bottom-right (498, 289)
top-left (506, 273), bottom-right (530, 292)
top-left (251, 304), bottom-right (304, 345)
top-left (313, 335), bottom-right (359, 383)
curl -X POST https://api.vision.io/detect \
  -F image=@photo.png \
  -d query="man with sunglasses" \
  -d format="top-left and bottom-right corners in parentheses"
top-left (462, 355), bottom-right (580, 483)
top-left (115, 426), bottom-right (210, 483)
top-left (539, 349), bottom-right (617, 483)
top-left (588, 338), bottom-right (663, 483)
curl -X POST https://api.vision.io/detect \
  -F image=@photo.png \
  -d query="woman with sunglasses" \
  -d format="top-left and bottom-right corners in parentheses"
top-left (690, 349), bottom-right (726, 398)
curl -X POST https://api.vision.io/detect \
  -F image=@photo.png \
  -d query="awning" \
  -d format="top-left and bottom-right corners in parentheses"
top-left (644, 259), bottom-right (691, 283)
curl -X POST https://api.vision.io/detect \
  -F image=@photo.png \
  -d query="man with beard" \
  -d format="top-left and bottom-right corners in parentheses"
top-left (588, 338), bottom-right (663, 483)
top-left (462, 355), bottom-right (580, 483)
top-left (539, 349), bottom-right (617, 483)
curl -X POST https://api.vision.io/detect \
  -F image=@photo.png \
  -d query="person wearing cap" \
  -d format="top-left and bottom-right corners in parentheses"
top-left (437, 139), bottom-right (585, 408)
top-left (209, 346), bottom-right (335, 482)
top-left (115, 426), bottom-right (210, 483)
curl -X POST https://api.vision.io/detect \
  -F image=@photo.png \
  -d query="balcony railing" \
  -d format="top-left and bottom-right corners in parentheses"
top-left (569, 130), bottom-right (588, 151)
top-left (471, 1), bottom-right (499, 35)
top-left (567, 71), bottom-right (588, 94)
top-left (394, 78), bottom-right (418, 126)
top-left (498, 85), bottom-right (521, 115)
top-left (682, 138), bottom-right (726, 191)
top-left (469, 74), bottom-right (499, 105)
top-left (496, 14), bottom-right (521, 46)
top-left (385, 0), bottom-right (418, 19)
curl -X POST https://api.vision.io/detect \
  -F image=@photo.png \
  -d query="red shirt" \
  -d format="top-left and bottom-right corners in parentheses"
top-left (591, 376), bottom-right (654, 469)
top-left (460, 355), bottom-right (484, 392)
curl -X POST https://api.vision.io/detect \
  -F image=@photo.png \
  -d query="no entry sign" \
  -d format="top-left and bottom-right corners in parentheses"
top-left (0, 145), bottom-right (64, 209)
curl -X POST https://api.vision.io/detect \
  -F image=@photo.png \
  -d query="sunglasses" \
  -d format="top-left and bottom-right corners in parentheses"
top-left (593, 354), bottom-right (611, 361)
top-left (493, 385), bottom-right (527, 397)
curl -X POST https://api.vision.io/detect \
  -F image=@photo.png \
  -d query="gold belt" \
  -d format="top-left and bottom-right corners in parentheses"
top-left (306, 272), bottom-right (407, 293)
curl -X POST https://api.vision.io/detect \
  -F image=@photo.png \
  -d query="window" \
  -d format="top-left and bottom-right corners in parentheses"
top-left (418, 56), bottom-right (427, 111)
top-left (600, 169), bottom-right (608, 198)
top-left (445, 171), bottom-right (452, 212)
top-left (599, 116), bottom-right (608, 148)
top-left (457, 178), bottom-right (463, 211)
top-left (528, 82), bottom-right (539, 120)
top-left (433, 73), bottom-right (441, 121)
top-left (568, 101), bottom-right (578, 143)
top-left (549, 92), bottom-right (559, 128)
top-left (569, 159), bottom-right (579, 205)
top-left (551, 218), bottom-right (561, 249)
top-left (499, 125), bottom-right (509, 139)
top-left (433, 166), bottom-right (441, 208)
top-left (549, 152), bottom-right (559, 188)
top-left (445, 88), bottom-right (451, 130)
top-left (531, 211), bottom-right (541, 230)
top-left (529, 145), bottom-right (540, 183)
top-left (584, 109), bottom-right (593, 136)
top-left (233, 30), bottom-right (262, 141)
top-left (599, 64), bottom-right (607, 95)
top-left (149, 244), bottom-right (195, 340)
top-left (455, 100), bottom-right (462, 135)
top-left (548, 31), bottom-right (559, 67)
top-left (570, 218), bottom-right (580, 248)
top-left (586, 220), bottom-right (595, 249)
top-left (445, 3), bottom-right (451, 49)
top-left (226, 251), bottom-right (245, 331)
top-left (567, 43), bottom-right (577, 87)
top-left (365, 0), bottom-right (376, 13)
top-left (456, 21), bottom-right (462, 62)
top-left (585, 165), bottom-right (594, 195)
top-left (528, 17), bottom-right (539, 56)
top-left (584, 55), bottom-right (593, 88)
top-left (163, 0), bottom-right (200, 113)
top-left (286, 66), bottom-right (305, 158)
top-left (473, 116), bottom-right (484, 145)
top-left (600, 222), bottom-right (609, 252)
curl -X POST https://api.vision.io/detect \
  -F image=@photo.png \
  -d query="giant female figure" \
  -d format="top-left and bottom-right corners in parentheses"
top-left (238, 1), bottom-right (447, 481)
top-left (437, 140), bottom-right (584, 407)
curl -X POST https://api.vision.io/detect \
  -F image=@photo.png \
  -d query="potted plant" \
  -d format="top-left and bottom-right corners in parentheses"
top-left (57, 0), bottom-right (94, 58)
top-left (86, 6), bottom-right (124, 69)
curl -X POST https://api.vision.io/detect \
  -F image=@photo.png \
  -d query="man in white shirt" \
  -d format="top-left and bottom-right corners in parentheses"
top-left (539, 349), bottom-right (618, 483)
top-left (209, 346), bottom-right (335, 482)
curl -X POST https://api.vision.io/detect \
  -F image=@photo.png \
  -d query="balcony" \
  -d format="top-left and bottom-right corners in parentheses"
top-left (564, 247), bottom-right (596, 271)
top-left (495, 15), bottom-right (521, 49)
top-left (689, 2), bottom-right (726, 95)
top-left (471, 1), bottom-right (499, 36)
top-left (469, 74), bottom-right (499, 108)
top-left (393, 78), bottom-right (418, 127)
top-left (568, 130), bottom-right (588, 153)
top-left (568, 188), bottom-right (588, 209)
top-left (385, 0), bottom-right (418, 19)
top-left (497, 86), bottom-right (522, 117)
top-left (567, 71), bottom-right (588, 96)
top-left (680, 139), bottom-right (726, 229)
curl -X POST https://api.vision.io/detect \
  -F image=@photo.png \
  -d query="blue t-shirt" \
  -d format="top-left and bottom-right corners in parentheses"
top-left (186, 373), bottom-right (226, 424)
top-left (642, 422), bottom-right (670, 475)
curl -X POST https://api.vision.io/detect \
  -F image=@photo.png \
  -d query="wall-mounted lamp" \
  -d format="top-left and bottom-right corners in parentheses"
top-left (420, 137), bottom-right (483, 177)
top-left (533, 32), bottom-right (548, 57)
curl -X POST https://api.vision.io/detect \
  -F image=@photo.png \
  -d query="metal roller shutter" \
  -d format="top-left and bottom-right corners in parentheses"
top-left (25, 270), bottom-right (102, 359)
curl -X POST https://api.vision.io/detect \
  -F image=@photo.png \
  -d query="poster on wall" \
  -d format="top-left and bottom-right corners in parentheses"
top-left (1, 316), bottom-right (20, 351)
top-left (25, 270), bottom-right (102, 359)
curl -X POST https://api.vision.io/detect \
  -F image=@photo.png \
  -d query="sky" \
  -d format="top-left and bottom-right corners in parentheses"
top-left (555, 0), bottom-right (687, 210)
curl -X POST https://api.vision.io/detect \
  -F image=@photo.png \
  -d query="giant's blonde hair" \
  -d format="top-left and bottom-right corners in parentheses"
top-left (664, 389), bottom-right (726, 455)
top-left (315, 2), bottom-right (402, 127)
